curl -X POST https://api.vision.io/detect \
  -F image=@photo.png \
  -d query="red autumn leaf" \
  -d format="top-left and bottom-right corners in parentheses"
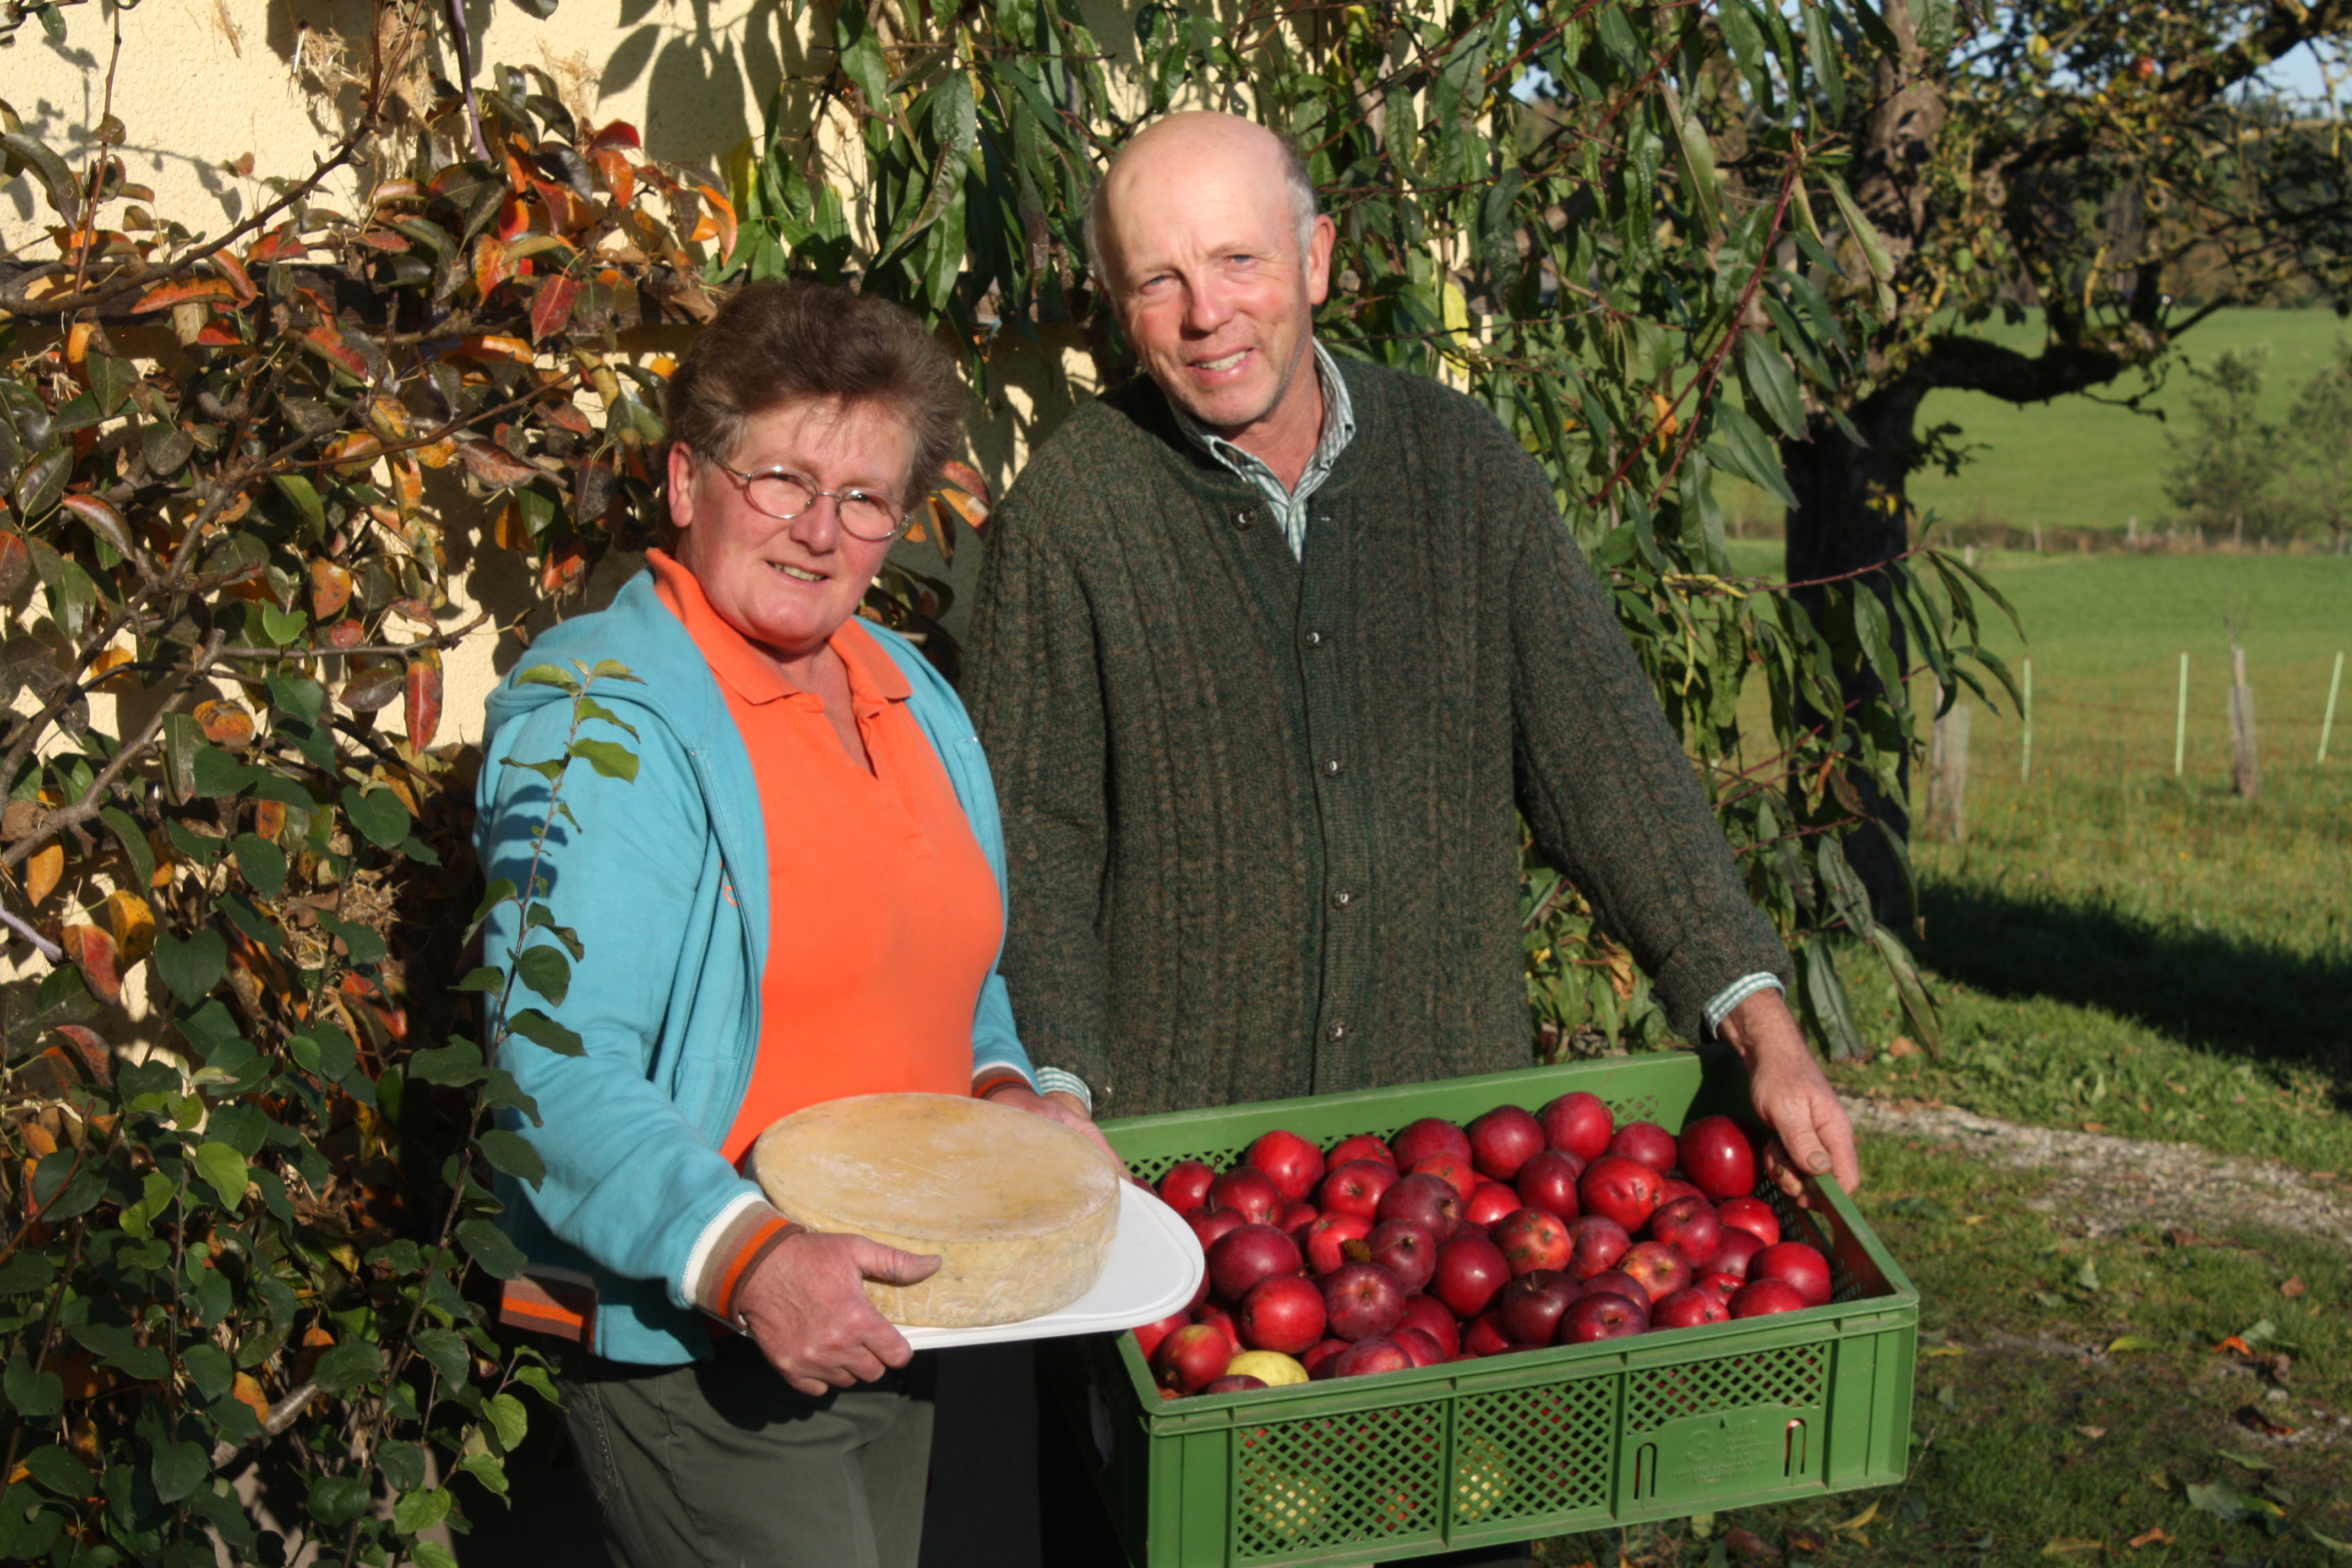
top-left (301, 326), bottom-right (369, 379)
top-left (194, 321), bottom-right (244, 348)
top-left (532, 180), bottom-right (591, 236)
top-left (455, 335), bottom-right (533, 364)
top-left (529, 274), bottom-right (581, 342)
top-left (405, 648), bottom-right (443, 753)
top-left (939, 459), bottom-right (993, 511)
top-left (133, 278), bottom-right (236, 313)
top-left (50, 1025), bottom-right (113, 1086)
top-left (472, 233), bottom-right (510, 302)
top-left (352, 228), bottom-right (411, 253)
top-left (696, 183), bottom-right (738, 263)
top-left (246, 222), bottom-right (302, 264)
top-left (456, 438), bottom-right (540, 488)
top-left (59, 494), bottom-right (138, 559)
top-left (540, 537), bottom-right (586, 596)
top-left (590, 120), bottom-right (642, 150)
top-left (311, 558), bottom-right (353, 619)
top-left (589, 146), bottom-right (634, 210)
top-left (497, 195), bottom-right (531, 242)
top-left (539, 401), bottom-right (592, 438)
top-left (0, 532), bottom-right (28, 601)
top-left (60, 924), bottom-right (122, 1005)
top-left (211, 250), bottom-right (257, 303)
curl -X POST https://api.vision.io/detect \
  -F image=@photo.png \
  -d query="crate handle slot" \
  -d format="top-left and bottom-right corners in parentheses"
top-left (1632, 1442), bottom-right (1658, 1500)
top-left (1784, 1419), bottom-right (1808, 1477)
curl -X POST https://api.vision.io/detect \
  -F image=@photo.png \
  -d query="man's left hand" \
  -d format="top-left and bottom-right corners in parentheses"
top-left (982, 1084), bottom-right (1128, 1177)
top-left (1715, 990), bottom-right (1861, 1205)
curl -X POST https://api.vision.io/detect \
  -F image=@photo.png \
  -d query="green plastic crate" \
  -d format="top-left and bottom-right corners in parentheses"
top-left (1041, 1049), bottom-right (1917, 1566)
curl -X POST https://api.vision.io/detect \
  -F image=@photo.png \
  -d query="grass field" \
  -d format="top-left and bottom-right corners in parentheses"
top-left (1720, 306), bottom-right (2352, 536)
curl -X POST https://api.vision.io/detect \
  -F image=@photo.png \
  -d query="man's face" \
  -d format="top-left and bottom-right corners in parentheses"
top-left (1102, 148), bottom-right (1336, 450)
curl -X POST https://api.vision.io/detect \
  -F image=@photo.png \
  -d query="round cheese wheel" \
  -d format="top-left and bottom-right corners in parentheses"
top-left (750, 1092), bottom-right (1120, 1328)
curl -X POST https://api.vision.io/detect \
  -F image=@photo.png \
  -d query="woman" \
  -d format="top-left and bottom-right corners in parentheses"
top-left (473, 281), bottom-right (1103, 1568)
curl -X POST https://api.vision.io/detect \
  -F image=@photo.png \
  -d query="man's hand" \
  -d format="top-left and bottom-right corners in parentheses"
top-left (1715, 990), bottom-right (1861, 1206)
top-left (982, 1083), bottom-right (1129, 1176)
top-left (733, 1229), bottom-right (939, 1397)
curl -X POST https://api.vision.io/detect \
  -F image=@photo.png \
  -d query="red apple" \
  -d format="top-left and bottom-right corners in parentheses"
top-left (1559, 1289), bottom-right (1648, 1342)
top-left (1318, 1158), bottom-right (1400, 1221)
top-left (1300, 1338), bottom-right (1350, 1379)
top-left (1676, 1114), bottom-right (1759, 1201)
top-left (1186, 1206), bottom-right (1245, 1256)
top-left (1299, 1211), bottom-right (1373, 1275)
top-left (1617, 1240), bottom-right (1693, 1304)
top-left (1695, 1271), bottom-right (1744, 1305)
top-left (1132, 1309), bottom-right (1190, 1364)
top-left (1396, 1294), bottom-right (1460, 1359)
top-left (1392, 1326), bottom-right (1447, 1368)
top-left (1202, 1374), bottom-right (1267, 1395)
top-left (1330, 1336), bottom-right (1414, 1379)
top-left (1461, 1310), bottom-right (1513, 1358)
top-left (1577, 1154), bottom-right (1662, 1234)
top-left (1375, 1172), bottom-right (1462, 1239)
top-left (1467, 1104), bottom-right (1547, 1182)
top-left (1408, 1152), bottom-right (1479, 1204)
top-left (1326, 1132), bottom-right (1396, 1169)
top-left (1709, 1228), bottom-right (1764, 1281)
top-left (1238, 1273), bottom-right (1327, 1355)
top-left (1656, 1177), bottom-right (1707, 1210)
top-left (1320, 1261), bottom-right (1407, 1342)
top-left (1728, 1277), bottom-right (1810, 1317)
top-left (1466, 1179), bottom-right (1521, 1227)
top-left (1565, 1215), bottom-right (1632, 1280)
top-left (1152, 1323), bottom-right (1233, 1393)
top-left (1605, 1120), bottom-right (1678, 1175)
top-left (1391, 1117), bottom-right (1472, 1170)
top-left (1207, 1167), bottom-right (1284, 1227)
top-left (1364, 1218), bottom-right (1439, 1295)
top-left (1648, 1196), bottom-right (1723, 1271)
top-left (1752, 1242), bottom-right (1833, 1306)
top-left (1281, 1202), bottom-right (1317, 1234)
top-left (1158, 1159), bottom-right (1216, 1214)
top-left (1652, 1287), bottom-right (1732, 1330)
top-left (1496, 1268), bottom-right (1580, 1345)
top-left (1193, 1304), bottom-right (1242, 1356)
top-left (1430, 1232), bottom-right (1511, 1320)
top-left (1577, 1269), bottom-right (1648, 1308)
top-left (1513, 1149), bottom-right (1584, 1222)
top-left (1245, 1129), bottom-right (1326, 1206)
top-left (1490, 1207), bottom-right (1572, 1276)
top-left (1717, 1197), bottom-right (1781, 1249)
top-left (1538, 1091), bottom-right (1614, 1161)
top-left (1208, 1224), bottom-right (1303, 1305)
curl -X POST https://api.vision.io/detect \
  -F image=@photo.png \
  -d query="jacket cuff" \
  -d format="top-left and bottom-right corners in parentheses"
top-left (1035, 1067), bottom-right (1093, 1114)
top-left (683, 1190), bottom-right (801, 1321)
top-left (1701, 972), bottom-right (1785, 1037)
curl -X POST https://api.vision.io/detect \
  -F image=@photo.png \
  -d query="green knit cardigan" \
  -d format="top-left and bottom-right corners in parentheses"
top-left (962, 356), bottom-right (1791, 1119)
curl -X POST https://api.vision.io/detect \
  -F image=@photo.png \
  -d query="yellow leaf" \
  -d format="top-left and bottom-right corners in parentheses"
top-left (1833, 1501), bottom-right (1879, 1532)
top-left (99, 889), bottom-right (155, 964)
top-left (2042, 1540), bottom-right (2103, 1556)
top-left (1923, 1345), bottom-right (1967, 1357)
top-left (26, 842), bottom-right (64, 905)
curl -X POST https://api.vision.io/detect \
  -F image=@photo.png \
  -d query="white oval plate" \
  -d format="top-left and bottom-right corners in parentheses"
top-left (898, 1183), bottom-right (1204, 1349)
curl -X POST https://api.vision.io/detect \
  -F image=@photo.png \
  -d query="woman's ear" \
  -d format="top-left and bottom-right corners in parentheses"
top-left (666, 443), bottom-right (699, 535)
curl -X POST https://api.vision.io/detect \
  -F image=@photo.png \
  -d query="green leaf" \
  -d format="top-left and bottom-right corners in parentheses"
top-left (2218, 1449), bottom-right (2276, 1471)
top-left (308, 1473), bottom-right (372, 1528)
top-left (150, 1438), bottom-right (208, 1504)
top-left (476, 1129), bottom-right (546, 1184)
top-left (260, 603), bottom-right (308, 645)
top-left (411, 1327), bottom-right (471, 1386)
top-left (231, 834), bottom-right (287, 899)
top-left (1740, 332), bottom-right (1807, 440)
top-left (409, 1041), bottom-right (487, 1087)
top-left (190, 1141), bottom-right (249, 1211)
top-left (341, 785), bottom-right (411, 848)
top-left (1705, 403), bottom-right (1797, 508)
top-left (2105, 1335), bottom-right (2164, 1353)
top-left (316, 911), bottom-right (388, 965)
top-left (1801, 941), bottom-right (1868, 1061)
top-left (271, 474), bottom-right (327, 532)
top-left (1821, 171), bottom-right (1895, 315)
top-left (310, 1341), bottom-right (385, 1395)
top-left (180, 1342), bottom-right (235, 1402)
top-left (515, 663), bottom-right (580, 694)
top-left (4, 1356), bottom-right (64, 1419)
top-left (192, 745), bottom-right (254, 797)
top-left (100, 805), bottom-right (157, 894)
top-left (454, 966), bottom-right (506, 993)
top-left (505, 1008), bottom-right (584, 1057)
top-left (567, 737), bottom-right (639, 782)
top-left (458, 1218), bottom-right (528, 1280)
top-left (152, 927), bottom-right (227, 1002)
top-left (485, 1390), bottom-right (529, 1450)
top-left (513, 944), bottom-right (571, 1006)
top-left (393, 1486), bottom-right (454, 1535)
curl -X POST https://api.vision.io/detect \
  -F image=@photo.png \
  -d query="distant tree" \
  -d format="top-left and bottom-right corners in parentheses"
top-left (2282, 339), bottom-right (2352, 551)
top-left (2163, 347), bottom-right (2292, 541)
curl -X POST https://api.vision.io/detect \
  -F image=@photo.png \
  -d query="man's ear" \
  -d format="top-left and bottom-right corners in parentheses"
top-left (1304, 214), bottom-right (1338, 308)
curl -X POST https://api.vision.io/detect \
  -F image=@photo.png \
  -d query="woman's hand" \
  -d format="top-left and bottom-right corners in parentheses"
top-left (733, 1229), bottom-right (940, 1397)
top-left (982, 1084), bottom-right (1128, 1177)
top-left (1715, 990), bottom-right (1861, 1208)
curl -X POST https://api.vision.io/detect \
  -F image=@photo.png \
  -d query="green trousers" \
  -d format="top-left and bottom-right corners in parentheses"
top-left (559, 1335), bottom-right (937, 1568)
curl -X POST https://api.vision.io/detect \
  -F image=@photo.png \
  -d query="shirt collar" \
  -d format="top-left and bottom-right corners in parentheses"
top-left (645, 549), bottom-right (910, 710)
top-left (1169, 339), bottom-right (1357, 491)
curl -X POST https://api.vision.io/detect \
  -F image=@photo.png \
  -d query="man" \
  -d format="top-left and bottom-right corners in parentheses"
top-left (960, 112), bottom-right (1859, 1563)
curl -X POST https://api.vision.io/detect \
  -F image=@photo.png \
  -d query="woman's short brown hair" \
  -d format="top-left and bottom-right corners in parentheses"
top-left (662, 281), bottom-right (968, 505)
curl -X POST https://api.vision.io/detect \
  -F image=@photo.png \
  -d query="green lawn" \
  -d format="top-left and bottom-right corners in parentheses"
top-left (1720, 306), bottom-right (2352, 536)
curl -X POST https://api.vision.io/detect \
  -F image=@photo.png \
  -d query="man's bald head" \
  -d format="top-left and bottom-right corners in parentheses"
top-left (1084, 113), bottom-right (1319, 290)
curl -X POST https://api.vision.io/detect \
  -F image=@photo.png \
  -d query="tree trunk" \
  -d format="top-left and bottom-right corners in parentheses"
top-left (1782, 379), bottom-right (1926, 929)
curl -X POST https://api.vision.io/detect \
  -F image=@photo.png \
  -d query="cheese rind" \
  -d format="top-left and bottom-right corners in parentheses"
top-left (751, 1093), bottom-right (1120, 1327)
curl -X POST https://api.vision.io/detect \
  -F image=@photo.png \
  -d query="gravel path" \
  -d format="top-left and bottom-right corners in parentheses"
top-left (1847, 1097), bottom-right (2352, 1251)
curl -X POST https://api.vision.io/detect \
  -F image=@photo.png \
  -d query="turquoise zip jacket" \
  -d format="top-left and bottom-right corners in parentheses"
top-left (475, 572), bottom-right (1033, 1365)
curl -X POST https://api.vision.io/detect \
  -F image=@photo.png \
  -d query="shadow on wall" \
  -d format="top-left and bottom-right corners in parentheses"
top-left (1918, 881), bottom-right (2352, 1104)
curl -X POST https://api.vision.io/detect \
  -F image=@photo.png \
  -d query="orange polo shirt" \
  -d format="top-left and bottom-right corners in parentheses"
top-left (646, 552), bottom-right (1004, 1165)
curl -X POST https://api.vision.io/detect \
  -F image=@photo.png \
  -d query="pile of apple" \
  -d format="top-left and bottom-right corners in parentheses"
top-left (1134, 1094), bottom-right (1838, 1398)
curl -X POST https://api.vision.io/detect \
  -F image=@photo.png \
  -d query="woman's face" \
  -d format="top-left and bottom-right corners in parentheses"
top-left (668, 399), bottom-right (913, 672)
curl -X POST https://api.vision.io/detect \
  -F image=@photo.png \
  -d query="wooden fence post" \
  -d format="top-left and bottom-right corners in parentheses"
top-left (2321, 651), bottom-right (2344, 765)
top-left (2228, 638), bottom-right (2260, 800)
top-left (2174, 652), bottom-right (2188, 778)
top-left (1925, 687), bottom-right (1970, 843)
top-left (2020, 657), bottom-right (2034, 783)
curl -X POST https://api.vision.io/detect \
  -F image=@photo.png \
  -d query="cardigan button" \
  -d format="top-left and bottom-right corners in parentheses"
top-left (1304, 628), bottom-right (1326, 648)
top-left (1325, 1022), bottom-right (1348, 1042)
top-left (1330, 888), bottom-right (1354, 908)
top-left (1321, 756), bottom-right (1344, 777)
top-left (1233, 508), bottom-right (1255, 530)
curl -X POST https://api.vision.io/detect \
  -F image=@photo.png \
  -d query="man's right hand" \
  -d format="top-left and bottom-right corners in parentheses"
top-left (732, 1229), bottom-right (940, 1397)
